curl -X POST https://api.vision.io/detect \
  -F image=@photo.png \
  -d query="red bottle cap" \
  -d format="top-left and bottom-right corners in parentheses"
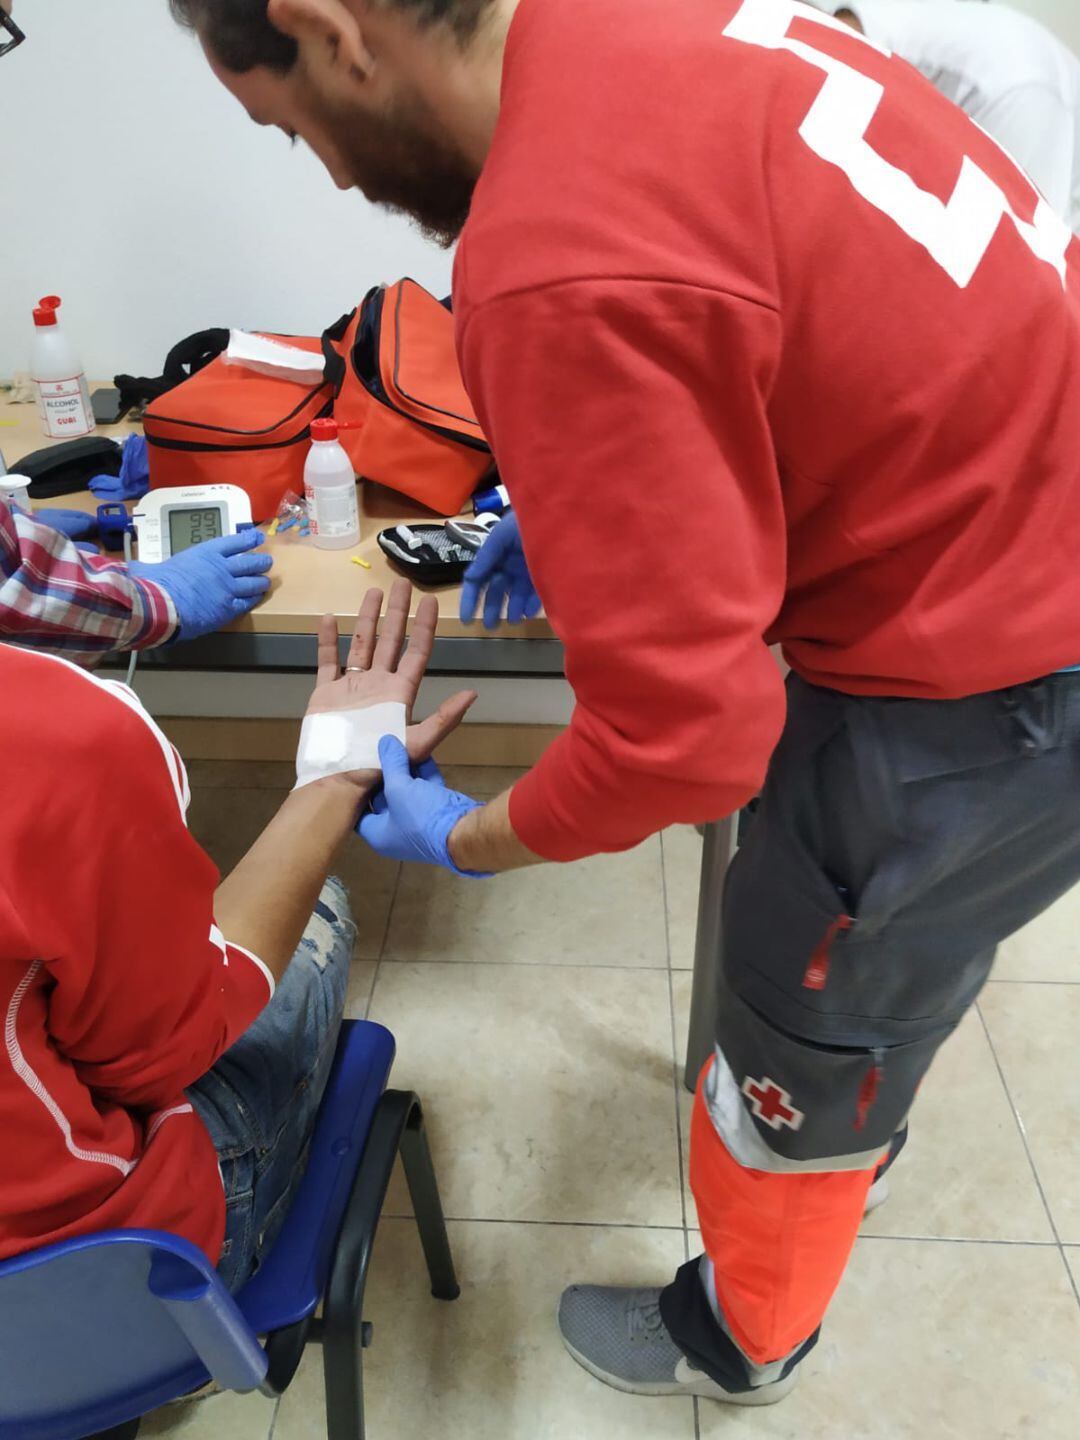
top-left (310, 418), bottom-right (364, 442)
top-left (33, 307), bottom-right (57, 327)
top-left (39, 295), bottom-right (62, 311)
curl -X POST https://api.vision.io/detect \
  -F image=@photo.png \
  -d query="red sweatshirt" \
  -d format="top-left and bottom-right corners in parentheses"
top-left (0, 646), bottom-right (272, 1265)
top-left (453, 0), bottom-right (1080, 862)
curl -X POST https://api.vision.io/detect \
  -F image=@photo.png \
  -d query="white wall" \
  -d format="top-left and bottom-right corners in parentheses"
top-left (3, 0), bottom-right (1076, 385)
top-left (1000, 0), bottom-right (1080, 55)
top-left (0, 0), bottom-right (453, 380)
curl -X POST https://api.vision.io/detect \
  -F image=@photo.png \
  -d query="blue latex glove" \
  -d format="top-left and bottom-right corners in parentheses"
top-left (459, 511), bottom-right (542, 629)
top-left (89, 435), bottom-right (150, 503)
top-left (358, 737), bottom-right (491, 876)
top-left (33, 508), bottom-right (98, 540)
top-left (128, 530), bottom-right (273, 641)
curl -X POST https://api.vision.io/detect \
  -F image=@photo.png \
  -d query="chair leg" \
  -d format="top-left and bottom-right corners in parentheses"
top-left (321, 1090), bottom-right (460, 1439)
top-left (322, 1090), bottom-right (411, 1440)
top-left (399, 1099), bottom-right (461, 1301)
top-left (323, 1308), bottom-right (367, 1440)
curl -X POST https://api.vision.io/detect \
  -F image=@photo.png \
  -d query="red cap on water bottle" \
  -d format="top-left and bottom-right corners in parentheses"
top-left (311, 418), bottom-right (363, 441)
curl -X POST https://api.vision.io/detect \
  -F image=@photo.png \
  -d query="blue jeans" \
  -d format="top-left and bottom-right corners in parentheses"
top-left (187, 878), bottom-right (355, 1292)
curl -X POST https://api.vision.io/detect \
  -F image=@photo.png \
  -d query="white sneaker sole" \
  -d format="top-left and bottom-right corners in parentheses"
top-left (560, 1332), bottom-right (799, 1406)
top-left (864, 1175), bottom-right (890, 1216)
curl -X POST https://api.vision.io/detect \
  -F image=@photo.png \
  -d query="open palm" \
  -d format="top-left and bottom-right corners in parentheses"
top-left (307, 579), bottom-right (476, 786)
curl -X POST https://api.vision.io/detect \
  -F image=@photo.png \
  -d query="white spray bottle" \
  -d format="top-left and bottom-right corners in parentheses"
top-left (31, 295), bottom-right (94, 439)
top-left (304, 418), bottom-right (361, 551)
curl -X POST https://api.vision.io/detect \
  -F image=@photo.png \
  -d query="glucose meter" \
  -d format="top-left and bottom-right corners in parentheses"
top-left (132, 485), bottom-right (253, 562)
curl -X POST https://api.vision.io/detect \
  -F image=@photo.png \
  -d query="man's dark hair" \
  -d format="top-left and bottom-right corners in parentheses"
top-left (170, 0), bottom-right (496, 72)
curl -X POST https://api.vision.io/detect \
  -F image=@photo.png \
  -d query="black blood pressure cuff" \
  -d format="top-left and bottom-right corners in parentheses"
top-left (18, 437), bottom-right (123, 500)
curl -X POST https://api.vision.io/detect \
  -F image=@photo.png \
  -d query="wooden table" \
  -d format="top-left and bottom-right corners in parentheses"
top-left (1, 388), bottom-right (729, 1089)
top-left (0, 392), bottom-right (559, 676)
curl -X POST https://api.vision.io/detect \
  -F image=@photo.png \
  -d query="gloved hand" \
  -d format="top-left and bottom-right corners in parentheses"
top-left (357, 737), bottom-right (491, 876)
top-left (33, 508), bottom-right (98, 540)
top-left (89, 435), bottom-right (150, 503)
top-left (128, 530), bottom-right (273, 642)
top-left (459, 511), bottom-right (542, 629)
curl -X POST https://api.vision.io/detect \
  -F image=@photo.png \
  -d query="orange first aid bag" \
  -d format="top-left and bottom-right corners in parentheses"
top-left (143, 280), bottom-right (492, 523)
top-left (325, 279), bottom-right (493, 516)
top-left (143, 333), bottom-right (333, 523)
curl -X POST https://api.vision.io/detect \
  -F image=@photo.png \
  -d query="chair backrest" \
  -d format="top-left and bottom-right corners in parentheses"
top-left (0, 1230), bottom-right (267, 1440)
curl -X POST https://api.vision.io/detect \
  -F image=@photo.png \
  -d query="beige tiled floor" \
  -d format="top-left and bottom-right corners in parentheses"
top-left (149, 768), bottom-right (1080, 1440)
top-left (993, 887), bottom-right (1080, 982)
top-left (383, 839), bottom-right (667, 967)
top-left (661, 825), bottom-right (704, 971)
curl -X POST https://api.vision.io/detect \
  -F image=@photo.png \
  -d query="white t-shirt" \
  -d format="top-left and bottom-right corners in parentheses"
top-left (816, 0), bottom-right (1080, 230)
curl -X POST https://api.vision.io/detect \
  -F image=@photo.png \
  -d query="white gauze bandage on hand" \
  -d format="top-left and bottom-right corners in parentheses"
top-left (295, 702), bottom-right (408, 789)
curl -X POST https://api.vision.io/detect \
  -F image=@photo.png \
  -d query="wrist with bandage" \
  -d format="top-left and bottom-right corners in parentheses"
top-left (295, 701), bottom-right (408, 789)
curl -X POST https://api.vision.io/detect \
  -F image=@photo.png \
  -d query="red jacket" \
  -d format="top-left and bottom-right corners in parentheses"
top-left (0, 646), bottom-right (272, 1265)
top-left (454, 0), bottom-right (1080, 862)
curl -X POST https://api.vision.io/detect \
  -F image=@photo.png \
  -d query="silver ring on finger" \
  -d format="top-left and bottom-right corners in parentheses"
top-left (345, 666), bottom-right (367, 674)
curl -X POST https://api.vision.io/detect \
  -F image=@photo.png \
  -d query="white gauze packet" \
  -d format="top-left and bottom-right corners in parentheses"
top-left (295, 703), bottom-right (408, 789)
top-left (225, 331), bottom-right (326, 385)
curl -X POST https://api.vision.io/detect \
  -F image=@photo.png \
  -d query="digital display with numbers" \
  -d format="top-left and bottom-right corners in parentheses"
top-left (167, 506), bottom-right (224, 554)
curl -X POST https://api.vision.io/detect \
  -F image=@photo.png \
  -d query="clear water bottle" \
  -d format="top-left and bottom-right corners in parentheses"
top-left (304, 418), bottom-right (361, 551)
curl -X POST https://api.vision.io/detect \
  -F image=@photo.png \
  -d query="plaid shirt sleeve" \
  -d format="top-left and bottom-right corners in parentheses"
top-left (0, 503), bottom-right (178, 663)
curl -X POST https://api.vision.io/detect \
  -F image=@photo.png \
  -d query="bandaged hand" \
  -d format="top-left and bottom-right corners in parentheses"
top-left (357, 739), bottom-right (491, 876)
top-left (299, 580), bottom-right (477, 794)
top-left (459, 511), bottom-right (542, 629)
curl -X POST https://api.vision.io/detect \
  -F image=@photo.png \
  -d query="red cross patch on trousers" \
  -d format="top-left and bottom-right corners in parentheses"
top-left (741, 1075), bottom-right (805, 1132)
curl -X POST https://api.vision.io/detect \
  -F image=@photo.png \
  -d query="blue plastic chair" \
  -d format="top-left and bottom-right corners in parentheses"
top-left (0, 1020), bottom-right (459, 1440)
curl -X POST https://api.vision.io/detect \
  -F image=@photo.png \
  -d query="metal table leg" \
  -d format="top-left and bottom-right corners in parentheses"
top-left (683, 814), bottom-right (740, 1091)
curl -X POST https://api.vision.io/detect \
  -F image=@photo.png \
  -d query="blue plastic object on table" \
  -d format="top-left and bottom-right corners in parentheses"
top-left (31, 509), bottom-right (97, 540)
top-left (89, 436), bottom-right (150, 504)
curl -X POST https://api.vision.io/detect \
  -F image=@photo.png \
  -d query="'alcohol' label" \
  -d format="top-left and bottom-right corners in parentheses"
top-left (36, 376), bottom-right (94, 439)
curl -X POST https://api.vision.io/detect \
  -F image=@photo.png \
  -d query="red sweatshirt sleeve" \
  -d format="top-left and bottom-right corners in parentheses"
top-left (458, 279), bottom-right (789, 860)
top-left (14, 664), bottom-right (272, 1109)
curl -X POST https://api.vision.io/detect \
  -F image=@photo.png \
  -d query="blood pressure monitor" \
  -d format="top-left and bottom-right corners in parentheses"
top-left (132, 485), bottom-right (253, 563)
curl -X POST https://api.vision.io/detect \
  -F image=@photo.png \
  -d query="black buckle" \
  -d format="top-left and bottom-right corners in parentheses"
top-left (0, 11), bottom-right (26, 58)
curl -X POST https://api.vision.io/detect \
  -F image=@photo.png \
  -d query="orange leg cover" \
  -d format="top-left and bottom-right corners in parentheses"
top-left (689, 1062), bottom-right (881, 1365)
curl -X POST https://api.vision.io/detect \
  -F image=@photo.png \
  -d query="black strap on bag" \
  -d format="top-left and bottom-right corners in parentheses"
top-left (114, 328), bottom-right (231, 411)
top-left (320, 310), bottom-right (356, 396)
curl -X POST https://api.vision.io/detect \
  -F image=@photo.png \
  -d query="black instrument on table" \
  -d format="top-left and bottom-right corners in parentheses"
top-left (376, 523), bottom-right (477, 586)
top-left (16, 437), bottom-right (122, 499)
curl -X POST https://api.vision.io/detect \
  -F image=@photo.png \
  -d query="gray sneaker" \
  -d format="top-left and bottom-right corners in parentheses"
top-left (557, 1284), bottom-right (798, 1406)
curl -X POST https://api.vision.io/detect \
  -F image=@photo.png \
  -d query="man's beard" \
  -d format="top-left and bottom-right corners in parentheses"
top-left (307, 84), bottom-right (479, 248)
